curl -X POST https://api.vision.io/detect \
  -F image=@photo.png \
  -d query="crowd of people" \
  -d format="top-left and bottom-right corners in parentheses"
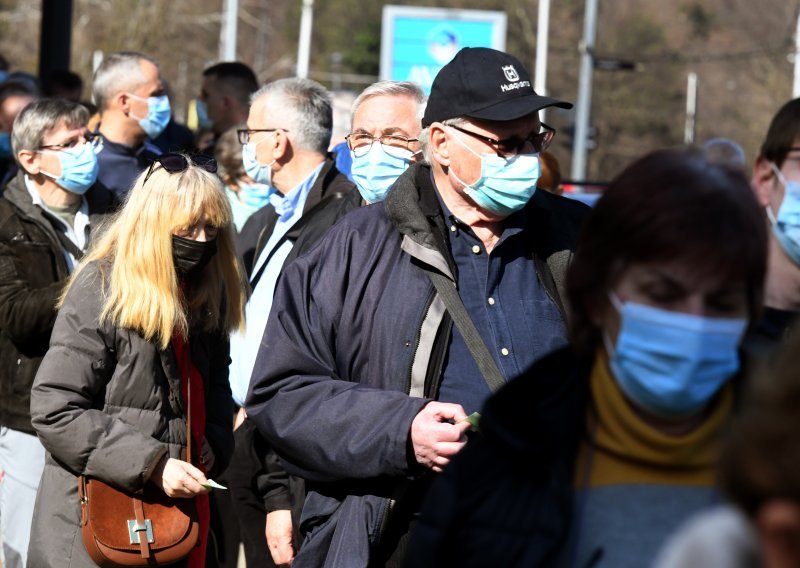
top-left (0, 44), bottom-right (799, 568)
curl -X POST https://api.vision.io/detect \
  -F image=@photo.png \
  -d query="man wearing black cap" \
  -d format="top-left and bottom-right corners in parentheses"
top-left (245, 47), bottom-right (589, 566)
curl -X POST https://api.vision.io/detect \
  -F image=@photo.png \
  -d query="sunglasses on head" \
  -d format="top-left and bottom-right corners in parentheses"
top-left (143, 153), bottom-right (218, 185)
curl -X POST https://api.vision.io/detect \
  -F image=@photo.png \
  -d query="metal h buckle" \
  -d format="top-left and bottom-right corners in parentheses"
top-left (127, 519), bottom-right (155, 544)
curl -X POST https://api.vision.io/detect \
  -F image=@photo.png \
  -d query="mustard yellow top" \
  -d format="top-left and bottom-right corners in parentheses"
top-left (574, 350), bottom-right (733, 488)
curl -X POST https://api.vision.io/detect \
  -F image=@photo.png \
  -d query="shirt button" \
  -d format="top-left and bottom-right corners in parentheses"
top-left (450, 225), bottom-right (457, 232)
top-left (500, 347), bottom-right (510, 356)
top-left (487, 297), bottom-right (495, 306)
top-left (471, 245), bottom-right (481, 254)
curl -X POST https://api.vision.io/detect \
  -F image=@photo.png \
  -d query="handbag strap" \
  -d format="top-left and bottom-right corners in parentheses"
top-left (426, 270), bottom-right (506, 393)
top-left (133, 498), bottom-right (152, 559)
top-left (184, 344), bottom-right (192, 466)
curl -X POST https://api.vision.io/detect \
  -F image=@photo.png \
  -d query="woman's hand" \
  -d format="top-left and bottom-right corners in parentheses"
top-left (153, 457), bottom-right (210, 498)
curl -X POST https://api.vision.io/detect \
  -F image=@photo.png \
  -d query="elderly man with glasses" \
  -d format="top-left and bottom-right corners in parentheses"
top-left (244, 48), bottom-right (590, 566)
top-left (0, 98), bottom-right (105, 568)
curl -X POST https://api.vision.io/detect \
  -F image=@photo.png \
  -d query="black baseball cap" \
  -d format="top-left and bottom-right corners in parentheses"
top-left (421, 47), bottom-right (573, 127)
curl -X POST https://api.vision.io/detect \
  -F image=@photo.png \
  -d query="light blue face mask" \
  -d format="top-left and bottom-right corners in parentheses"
top-left (129, 93), bottom-right (171, 139)
top-left (768, 163), bottom-right (800, 266)
top-left (605, 293), bottom-right (747, 419)
top-left (40, 142), bottom-right (99, 195)
top-left (0, 132), bottom-right (11, 159)
top-left (242, 138), bottom-right (276, 187)
top-left (350, 143), bottom-right (414, 203)
top-left (237, 181), bottom-right (275, 209)
top-left (195, 100), bottom-right (213, 130)
top-left (448, 127), bottom-right (540, 217)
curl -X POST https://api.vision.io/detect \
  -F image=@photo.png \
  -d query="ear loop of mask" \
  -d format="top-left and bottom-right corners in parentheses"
top-left (446, 126), bottom-right (484, 189)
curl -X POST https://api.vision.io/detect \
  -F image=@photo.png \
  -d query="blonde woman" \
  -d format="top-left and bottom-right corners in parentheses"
top-left (27, 153), bottom-right (248, 568)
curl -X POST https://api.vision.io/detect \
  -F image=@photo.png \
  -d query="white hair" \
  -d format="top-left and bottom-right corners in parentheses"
top-left (92, 52), bottom-right (158, 110)
top-left (251, 78), bottom-right (332, 154)
top-left (350, 80), bottom-right (426, 124)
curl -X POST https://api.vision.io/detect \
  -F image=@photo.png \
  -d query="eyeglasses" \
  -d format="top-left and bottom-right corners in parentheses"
top-left (237, 128), bottom-right (289, 145)
top-left (39, 132), bottom-right (100, 151)
top-left (143, 153), bottom-right (218, 185)
top-left (448, 123), bottom-right (556, 158)
top-left (345, 132), bottom-right (419, 157)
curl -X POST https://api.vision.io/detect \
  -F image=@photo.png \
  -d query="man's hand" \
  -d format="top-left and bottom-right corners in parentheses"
top-left (153, 457), bottom-right (210, 498)
top-left (266, 509), bottom-right (295, 566)
top-left (410, 401), bottom-right (470, 472)
top-left (233, 406), bottom-right (247, 431)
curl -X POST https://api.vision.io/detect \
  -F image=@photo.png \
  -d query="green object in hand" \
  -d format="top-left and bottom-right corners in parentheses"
top-left (201, 479), bottom-right (227, 490)
top-left (464, 412), bottom-right (481, 432)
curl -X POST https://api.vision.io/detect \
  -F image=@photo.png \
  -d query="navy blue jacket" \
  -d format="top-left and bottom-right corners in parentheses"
top-left (246, 163), bottom-right (589, 565)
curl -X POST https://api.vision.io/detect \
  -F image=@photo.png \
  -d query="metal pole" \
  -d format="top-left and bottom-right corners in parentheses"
top-left (535, 0), bottom-right (550, 122)
top-left (297, 0), bottom-right (314, 79)
top-left (794, 10), bottom-right (800, 98)
top-left (570, 0), bottom-right (598, 181)
top-left (685, 72), bottom-right (698, 145)
top-left (39, 0), bottom-right (73, 82)
top-left (219, 0), bottom-right (239, 61)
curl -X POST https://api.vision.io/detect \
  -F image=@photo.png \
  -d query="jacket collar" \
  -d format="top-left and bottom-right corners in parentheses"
top-left (385, 162), bottom-right (556, 255)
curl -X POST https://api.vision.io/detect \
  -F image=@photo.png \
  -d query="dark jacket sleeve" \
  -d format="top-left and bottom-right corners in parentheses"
top-left (245, 223), bottom-right (428, 483)
top-left (0, 210), bottom-right (64, 345)
top-left (30, 265), bottom-right (167, 492)
top-left (202, 327), bottom-right (235, 478)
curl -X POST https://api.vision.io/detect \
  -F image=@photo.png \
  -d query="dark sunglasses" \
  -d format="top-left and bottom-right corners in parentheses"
top-left (143, 153), bottom-right (218, 185)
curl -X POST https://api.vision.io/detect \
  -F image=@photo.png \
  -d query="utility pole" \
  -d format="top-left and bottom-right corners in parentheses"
top-left (571, 0), bottom-right (598, 181)
top-left (685, 72), bottom-right (698, 145)
top-left (219, 0), bottom-right (239, 61)
top-left (794, 10), bottom-right (800, 98)
top-left (39, 0), bottom-right (73, 82)
top-left (534, 0), bottom-right (550, 120)
top-left (297, 0), bottom-right (314, 79)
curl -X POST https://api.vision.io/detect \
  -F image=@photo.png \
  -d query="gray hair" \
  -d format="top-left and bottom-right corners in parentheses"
top-left (92, 52), bottom-right (159, 110)
top-left (12, 99), bottom-right (89, 166)
top-left (419, 117), bottom-right (468, 165)
top-left (351, 80), bottom-right (426, 124)
top-left (251, 78), bottom-right (332, 154)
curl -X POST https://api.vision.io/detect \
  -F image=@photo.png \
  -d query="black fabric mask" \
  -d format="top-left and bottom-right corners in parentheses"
top-left (172, 234), bottom-right (217, 280)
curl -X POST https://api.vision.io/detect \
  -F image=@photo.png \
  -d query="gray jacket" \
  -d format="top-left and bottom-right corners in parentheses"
top-left (27, 262), bottom-right (234, 567)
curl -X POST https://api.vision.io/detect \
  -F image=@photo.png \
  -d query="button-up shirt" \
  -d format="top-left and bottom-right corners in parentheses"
top-left (435, 188), bottom-right (569, 415)
top-left (229, 162), bottom-right (325, 405)
top-left (24, 176), bottom-right (89, 271)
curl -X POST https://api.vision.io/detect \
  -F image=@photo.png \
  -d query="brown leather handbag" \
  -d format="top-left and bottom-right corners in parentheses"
top-left (79, 476), bottom-right (199, 566)
top-left (78, 355), bottom-right (199, 567)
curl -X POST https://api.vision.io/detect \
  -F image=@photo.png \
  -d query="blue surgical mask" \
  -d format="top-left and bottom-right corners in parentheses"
top-left (237, 181), bottom-right (275, 210)
top-left (449, 127), bottom-right (540, 217)
top-left (242, 139), bottom-right (275, 187)
top-left (195, 100), bottom-right (212, 130)
top-left (129, 93), bottom-right (172, 139)
top-left (768, 164), bottom-right (800, 266)
top-left (605, 293), bottom-right (747, 418)
top-left (0, 132), bottom-right (11, 159)
top-left (350, 144), bottom-right (414, 203)
top-left (40, 142), bottom-right (99, 195)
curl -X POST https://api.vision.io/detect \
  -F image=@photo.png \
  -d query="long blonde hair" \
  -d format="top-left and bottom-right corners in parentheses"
top-left (64, 160), bottom-right (248, 350)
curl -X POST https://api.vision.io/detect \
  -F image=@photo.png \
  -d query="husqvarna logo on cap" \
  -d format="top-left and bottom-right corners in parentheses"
top-left (502, 65), bottom-right (520, 82)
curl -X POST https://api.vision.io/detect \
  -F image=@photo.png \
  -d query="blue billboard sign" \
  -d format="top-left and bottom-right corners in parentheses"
top-left (380, 6), bottom-right (507, 94)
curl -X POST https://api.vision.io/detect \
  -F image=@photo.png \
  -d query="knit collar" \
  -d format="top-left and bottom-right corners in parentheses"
top-left (587, 348), bottom-right (733, 472)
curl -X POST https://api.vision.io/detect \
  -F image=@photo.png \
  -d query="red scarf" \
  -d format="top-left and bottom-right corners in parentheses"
top-left (171, 333), bottom-right (210, 568)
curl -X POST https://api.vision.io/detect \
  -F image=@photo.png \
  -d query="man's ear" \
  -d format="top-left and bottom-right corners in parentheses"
top-left (756, 499), bottom-right (800, 568)
top-left (428, 123), bottom-right (450, 167)
top-left (116, 91), bottom-right (133, 115)
top-left (272, 129), bottom-right (290, 162)
top-left (753, 156), bottom-right (776, 208)
top-left (16, 149), bottom-right (39, 175)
